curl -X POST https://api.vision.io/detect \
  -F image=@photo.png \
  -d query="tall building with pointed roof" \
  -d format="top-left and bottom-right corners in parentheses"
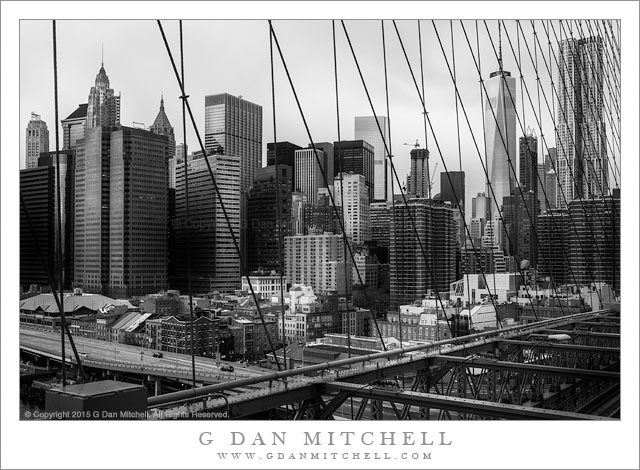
top-left (74, 64), bottom-right (169, 297)
top-left (484, 25), bottom-right (516, 223)
top-left (25, 113), bottom-right (49, 169)
top-left (86, 62), bottom-right (120, 129)
top-left (151, 96), bottom-right (175, 142)
top-left (151, 96), bottom-right (176, 186)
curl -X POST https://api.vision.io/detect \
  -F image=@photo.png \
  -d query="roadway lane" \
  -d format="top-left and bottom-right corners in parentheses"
top-left (19, 327), bottom-right (273, 379)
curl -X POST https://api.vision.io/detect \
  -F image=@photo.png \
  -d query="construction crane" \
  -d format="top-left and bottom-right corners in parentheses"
top-left (403, 139), bottom-right (420, 148)
top-left (429, 162), bottom-right (438, 196)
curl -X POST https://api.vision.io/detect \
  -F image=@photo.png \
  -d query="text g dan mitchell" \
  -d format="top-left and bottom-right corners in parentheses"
top-left (199, 431), bottom-right (453, 447)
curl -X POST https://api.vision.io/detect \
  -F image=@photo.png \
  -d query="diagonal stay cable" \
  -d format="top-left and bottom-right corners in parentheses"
top-left (475, 20), bottom-right (563, 315)
top-left (269, 20), bottom-right (388, 350)
top-left (520, 19), bottom-right (615, 305)
top-left (582, 20), bottom-right (622, 181)
top-left (331, 20), bottom-right (353, 362)
top-left (475, 20), bottom-right (590, 306)
top-left (480, 20), bottom-right (596, 309)
top-left (425, 20), bottom-right (543, 320)
top-left (548, 20), bottom-right (620, 298)
top-left (157, 20), bottom-right (282, 371)
top-left (567, 20), bottom-right (621, 190)
top-left (476, 20), bottom-right (586, 303)
top-left (340, 20), bottom-right (457, 334)
top-left (525, 20), bottom-right (613, 305)
top-left (565, 20), bottom-right (621, 194)
top-left (419, 20), bottom-right (511, 324)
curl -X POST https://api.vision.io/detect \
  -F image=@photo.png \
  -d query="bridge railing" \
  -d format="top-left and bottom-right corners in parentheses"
top-left (148, 309), bottom-right (614, 408)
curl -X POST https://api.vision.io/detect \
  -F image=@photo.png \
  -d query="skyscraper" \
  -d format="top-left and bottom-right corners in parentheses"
top-left (37, 151), bottom-right (75, 289)
top-left (440, 171), bottom-right (466, 245)
top-left (407, 148), bottom-right (430, 198)
top-left (20, 166), bottom-right (55, 291)
top-left (284, 231), bottom-right (351, 295)
top-left (246, 165), bottom-right (293, 273)
top-left (173, 153), bottom-right (241, 294)
top-left (502, 188), bottom-right (538, 267)
top-left (544, 147), bottom-right (558, 209)
top-left (537, 163), bottom-right (547, 213)
top-left (355, 116), bottom-right (389, 201)
top-left (74, 63), bottom-right (169, 296)
top-left (519, 132), bottom-right (538, 193)
top-left (484, 42), bottom-right (517, 221)
top-left (556, 37), bottom-right (608, 208)
top-left (290, 191), bottom-right (307, 236)
top-left (295, 147), bottom-right (329, 205)
top-left (150, 96), bottom-right (175, 156)
top-left (267, 141), bottom-right (302, 191)
top-left (204, 93), bottom-right (261, 272)
top-left (85, 62), bottom-right (120, 129)
top-left (61, 104), bottom-right (88, 150)
top-left (150, 96), bottom-right (176, 191)
top-left (303, 193), bottom-right (340, 235)
top-left (370, 200), bottom-right (391, 252)
top-left (204, 93), bottom-right (262, 193)
top-left (472, 192), bottom-right (490, 222)
top-left (74, 126), bottom-right (112, 294)
top-left (108, 127), bottom-right (170, 298)
top-left (25, 113), bottom-right (49, 169)
top-left (333, 172), bottom-right (371, 245)
top-left (440, 171), bottom-right (466, 209)
top-left (333, 140), bottom-right (375, 202)
top-left (390, 200), bottom-right (457, 310)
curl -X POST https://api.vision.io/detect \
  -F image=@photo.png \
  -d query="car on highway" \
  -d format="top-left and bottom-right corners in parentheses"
top-left (220, 364), bottom-right (234, 372)
top-left (152, 352), bottom-right (163, 358)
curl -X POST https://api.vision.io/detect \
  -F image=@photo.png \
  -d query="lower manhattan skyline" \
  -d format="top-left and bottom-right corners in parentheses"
top-left (18, 17), bottom-right (602, 209)
top-left (2, 2), bottom-right (638, 470)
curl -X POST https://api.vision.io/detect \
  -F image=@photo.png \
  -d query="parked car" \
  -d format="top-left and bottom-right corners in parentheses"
top-left (152, 352), bottom-right (163, 358)
top-left (220, 364), bottom-right (234, 372)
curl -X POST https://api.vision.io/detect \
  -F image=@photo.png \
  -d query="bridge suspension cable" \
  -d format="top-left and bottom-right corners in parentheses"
top-left (268, 20), bottom-right (389, 350)
top-left (157, 20), bottom-right (283, 371)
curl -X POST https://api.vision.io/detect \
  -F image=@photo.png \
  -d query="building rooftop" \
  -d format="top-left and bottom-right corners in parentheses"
top-left (20, 293), bottom-right (128, 315)
top-left (63, 103), bottom-right (88, 121)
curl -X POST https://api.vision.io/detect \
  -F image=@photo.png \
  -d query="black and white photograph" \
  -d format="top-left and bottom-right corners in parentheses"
top-left (2, 2), bottom-right (638, 469)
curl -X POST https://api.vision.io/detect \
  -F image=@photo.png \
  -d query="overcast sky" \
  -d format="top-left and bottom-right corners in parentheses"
top-left (17, 17), bottom-right (611, 208)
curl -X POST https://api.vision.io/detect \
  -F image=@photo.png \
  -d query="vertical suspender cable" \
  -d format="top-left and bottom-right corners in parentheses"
top-left (269, 21), bottom-right (288, 371)
top-left (269, 20), bottom-right (388, 351)
top-left (331, 21), bottom-right (352, 361)
top-left (342, 20), bottom-right (457, 336)
top-left (449, 20), bottom-right (472, 331)
top-left (157, 20), bottom-right (283, 371)
top-left (178, 20), bottom-right (197, 390)
top-left (505, 20), bottom-right (604, 307)
top-left (332, 21), bottom-right (355, 421)
top-left (52, 20), bottom-right (66, 385)
top-left (382, 20), bottom-right (405, 349)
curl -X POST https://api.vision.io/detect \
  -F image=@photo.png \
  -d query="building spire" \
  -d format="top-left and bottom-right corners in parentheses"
top-left (101, 43), bottom-right (104, 67)
top-left (498, 21), bottom-right (503, 71)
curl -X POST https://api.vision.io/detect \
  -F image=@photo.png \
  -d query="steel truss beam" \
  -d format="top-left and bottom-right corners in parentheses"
top-left (499, 340), bottom-right (620, 355)
top-left (323, 382), bottom-right (613, 420)
top-left (432, 356), bottom-right (619, 382)
top-left (541, 329), bottom-right (620, 339)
